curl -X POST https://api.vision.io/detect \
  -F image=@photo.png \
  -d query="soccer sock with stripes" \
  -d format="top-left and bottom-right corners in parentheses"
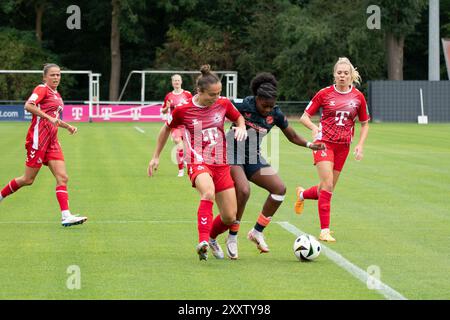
top-left (302, 185), bottom-right (319, 200)
top-left (254, 213), bottom-right (272, 232)
top-left (318, 190), bottom-right (333, 229)
top-left (197, 199), bottom-right (213, 243)
top-left (229, 220), bottom-right (240, 236)
top-left (56, 186), bottom-right (70, 217)
top-left (210, 214), bottom-right (231, 239)
top-left (0, 179), bottom-right (21, 199)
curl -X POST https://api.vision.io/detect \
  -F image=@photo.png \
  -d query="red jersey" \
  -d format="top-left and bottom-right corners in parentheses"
top-left (305, 85), bottom-right (370, 144)
top-left (166, 96), bottom-right (241, 165)
top-left (25, 84), bottom-right (64, 150)
top-left (163, 90), bottom-right (193, 114)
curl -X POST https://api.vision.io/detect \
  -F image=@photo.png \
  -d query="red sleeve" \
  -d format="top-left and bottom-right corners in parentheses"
top-left (224, 99), bottom-right (241, 122)
top-left (185, 91), bottom-right (193, 99)
top-left (27, 85), bottom-right (46, 105)
top-left (163, 93), bottom-right (170, 107)
top-left (358, 93), bottom-right (370, 122)
top-left (304, 90), bottom-right (323, 117)
top-left (166, 106), bottom-right (182, 128)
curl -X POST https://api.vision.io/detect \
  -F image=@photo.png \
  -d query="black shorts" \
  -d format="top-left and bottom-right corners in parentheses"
top-left (235, 162), bottom-right (271, 180)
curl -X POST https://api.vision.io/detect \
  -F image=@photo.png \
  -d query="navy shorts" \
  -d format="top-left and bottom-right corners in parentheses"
top-left (236, 162), bottom-right (271, 180)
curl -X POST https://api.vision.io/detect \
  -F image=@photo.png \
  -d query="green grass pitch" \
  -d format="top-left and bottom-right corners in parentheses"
top-left (0, 122), bottom-right (449, 299)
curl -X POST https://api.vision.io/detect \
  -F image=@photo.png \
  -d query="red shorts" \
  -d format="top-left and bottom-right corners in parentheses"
top-left (187, 163), bottom-right (235, 193)
top-left (171, 127), bottom-right (184, 141)
top-left (313, 140), bottom-right (350, 172)
top-left (25, 142), bottom-right (64, 168)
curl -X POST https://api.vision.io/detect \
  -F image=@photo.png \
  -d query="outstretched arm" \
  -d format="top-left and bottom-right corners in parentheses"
top-left (281, 125), bottom-right (325, 150)
top-left (232, 115), bottom-right (248, 141)
top-left (299, 112), bottom-right (320, 141)
top-left (148, 124), bottom-right (172, 176)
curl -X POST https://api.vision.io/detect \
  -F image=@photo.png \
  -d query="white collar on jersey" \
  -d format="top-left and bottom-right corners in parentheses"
top-left (45, 83), bottom-right (58, 94)
top-left (333, 84), bottom-right (353, 94)
top-left (192, 95), bottom-right (209, 108)
top-left (171, 89), bottom-right (184, 95)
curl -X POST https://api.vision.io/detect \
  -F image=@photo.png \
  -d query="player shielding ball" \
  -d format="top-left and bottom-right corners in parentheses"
top-left (148, 65), bottom-right (247, 261)
top-left (295, 57), bottom-right (370, 242)
top-left (224, 73), bottom-right (324, 259)
top-left (161, 74), bottom-right (193, 177)
top-left (0, 63), bottom-right (87, 227)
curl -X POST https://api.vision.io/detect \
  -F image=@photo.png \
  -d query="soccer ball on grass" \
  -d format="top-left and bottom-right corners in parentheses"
top-left (293, 234), bottom-right (321, 261)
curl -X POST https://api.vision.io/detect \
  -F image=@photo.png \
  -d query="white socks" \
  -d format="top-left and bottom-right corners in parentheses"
top-left (62, 210), bottom-right (72, 219)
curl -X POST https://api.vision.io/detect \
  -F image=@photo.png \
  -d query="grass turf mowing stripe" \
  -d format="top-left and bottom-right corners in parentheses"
top-left (277, 221), bottom-right (407, 301)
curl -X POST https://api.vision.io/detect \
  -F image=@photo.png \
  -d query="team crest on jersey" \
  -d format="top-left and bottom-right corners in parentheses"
top-left (214, 113), bottom-right (221, 123)
top-left (244, 112), bottom-right (252, 119)
top-left (330, 100), bottom-right (336, 106)
top-left (266, 116), bottom-right (273, 125)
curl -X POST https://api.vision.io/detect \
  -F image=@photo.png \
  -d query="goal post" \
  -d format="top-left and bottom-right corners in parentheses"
top-left (118, 70), bottom-right (238, 103)
top-left (0, 69), bottom-right (101, 122)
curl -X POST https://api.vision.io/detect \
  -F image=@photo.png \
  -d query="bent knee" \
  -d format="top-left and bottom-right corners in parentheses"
top-left (57, 174), bottom-right (69, 185)
top-left (271, 184), bottom-right (286, 197)
top-left (319, 182), bottom-right (333, 193)
top-left (236, 186), bottom-right (250, 201)
top-left (221, 215), bottom-right (235, 226)
top-left (22, 177), bottom-right (35, 186)
top-left (201, 190), bottom-right (215, 202)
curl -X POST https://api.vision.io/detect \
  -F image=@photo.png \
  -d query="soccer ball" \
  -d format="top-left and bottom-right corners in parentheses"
top-left (293, 234), bottom-right (321, 261)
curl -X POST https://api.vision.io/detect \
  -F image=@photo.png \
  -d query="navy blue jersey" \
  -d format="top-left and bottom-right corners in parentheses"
top-left (226, 96), bottom-right (289, 165)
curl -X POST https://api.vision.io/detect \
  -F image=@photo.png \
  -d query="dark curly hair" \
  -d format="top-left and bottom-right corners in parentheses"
top-left (250, 72), bottom-right (278, 99)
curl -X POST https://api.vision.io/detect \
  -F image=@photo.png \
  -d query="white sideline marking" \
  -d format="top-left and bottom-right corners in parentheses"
top-left (277, 221), bottom-right (407, 301)
top-left (134, 126), bottom-right (145, 134)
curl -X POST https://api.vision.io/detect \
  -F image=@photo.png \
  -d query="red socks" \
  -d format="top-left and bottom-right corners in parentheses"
top-left (318, 190), bottom-right (332, 229)
top-left (177, 148), bottom-right (184, 170)
top-left (0, 179), bottom-right (20, 198)
top-left (56, 185), bottom-right (70, 211)
top-left (197, 200), bottom-right (213, 243)
top-left (210, 214), bottom-right (231, 239)
top-left (303, 185), bottom-right (319, 200)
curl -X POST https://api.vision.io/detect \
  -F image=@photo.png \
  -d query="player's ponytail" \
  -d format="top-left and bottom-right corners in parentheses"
top-left (333, 57), bottom-right (361, 86)
top-left (196, 64), bottom-right (220, 92)
top-left (250, 72), bottom-right (278, 99)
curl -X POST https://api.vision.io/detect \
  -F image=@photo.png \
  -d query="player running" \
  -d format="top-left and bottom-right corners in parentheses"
top-left (223, 73), bottom-right (324, 259)
top-left (161, 74), bottom-right (193, 177)
top-left (294, 57), bottom-right (370, 242)
top-left (148, 65), bottom-right (247, 261)
top-left (0, 63), bottom-right (87, 227)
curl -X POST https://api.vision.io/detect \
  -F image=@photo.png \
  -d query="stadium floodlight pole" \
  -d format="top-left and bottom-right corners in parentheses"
top-left (429, 0), bottom-right (440, 81)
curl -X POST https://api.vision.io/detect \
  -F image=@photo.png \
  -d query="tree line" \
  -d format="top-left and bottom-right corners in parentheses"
top-left (1, 0), bottom-right (449, 102)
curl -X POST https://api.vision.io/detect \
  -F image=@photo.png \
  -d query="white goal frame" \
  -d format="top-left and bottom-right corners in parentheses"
top-left (0, 69), bottom-right (101, 120)
top-left (118, 70), bottom-right (238, 103)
